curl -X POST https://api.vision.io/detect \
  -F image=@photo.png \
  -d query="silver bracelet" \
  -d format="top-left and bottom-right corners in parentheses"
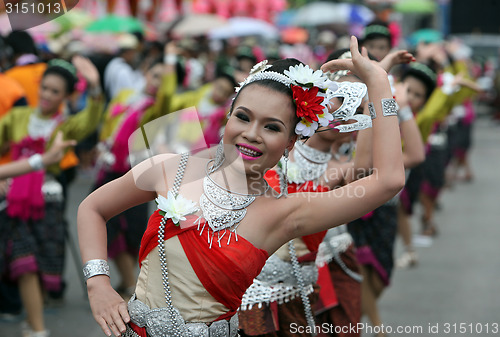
top-left (83, 259), bottom-right (110, 282)
top-left (164, 54), bottom-right (177, 65)
top-left (398, 106), bottom-right (414, 123)
top-left (28, 154), bottom-right (44, 171)
top-left (381, 98), bottom-right (398, 117)
top-left (367, 102), bottom-right (376, 120)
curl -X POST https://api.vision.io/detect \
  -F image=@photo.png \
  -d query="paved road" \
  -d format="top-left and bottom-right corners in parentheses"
top-left (1, 109), bottom-right (499, 337)
top-left (377, 111), bottom-right (500, 337)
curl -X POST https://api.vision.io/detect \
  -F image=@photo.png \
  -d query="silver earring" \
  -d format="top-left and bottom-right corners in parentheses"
top-left (211, 139), bottom-right (225, 173)
top-left (277, 149), bottom-right (289, 198)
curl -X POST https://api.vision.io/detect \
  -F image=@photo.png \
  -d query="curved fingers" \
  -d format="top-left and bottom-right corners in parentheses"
top-left (96, 316), bottom-right (112, 337)
top-left (321, 58), bottom-right (354, 73)
top-left (321, 36), bottom-right (360, 73)
top-left (110, 306), bottom-right (128, 336)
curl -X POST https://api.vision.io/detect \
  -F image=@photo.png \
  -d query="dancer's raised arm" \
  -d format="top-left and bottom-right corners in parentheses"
top-left (279, 37), bottom-right (405, 238)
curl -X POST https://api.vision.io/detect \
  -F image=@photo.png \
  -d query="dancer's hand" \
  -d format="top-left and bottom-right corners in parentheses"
top-left (73, 55), bottom-right (100, 89)
top-left (164, 40), bottom-right (179, 56)
top-left (42, 131), bottom-right (77, 167)
top-left (394, 82), bottom-right (410, 109)
top-left (379, 49), bottom-right (415, 72)
top-left (321, 36), bottom-right (387, 85)
top-left (87, 277), bottom-right (130, 337)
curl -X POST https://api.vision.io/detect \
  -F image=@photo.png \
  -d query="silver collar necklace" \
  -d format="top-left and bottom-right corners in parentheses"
top-left (332, 141), bottom-right (355, 163)
top-left (198, 159), bottom-right (269, 248)
top-left (293, 141), bottom-right (332, 182)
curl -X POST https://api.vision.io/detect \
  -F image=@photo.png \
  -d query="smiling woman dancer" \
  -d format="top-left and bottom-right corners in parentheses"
top-left (77, 37), bottom-right (405, 337)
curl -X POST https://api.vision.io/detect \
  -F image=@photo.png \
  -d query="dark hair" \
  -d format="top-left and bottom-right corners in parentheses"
top-left (0, 35), bottom-right (13, 63)
top-left (401, 63), bottom-right (437, 99)
top-left (146, 56), bottom-right (165, 71)
top-left (230, 58), bottom-right (302, 136)
top-left (43, 64), bottom-right (78, 95)
top-left (361, 21), bottom-right (392, 48)
top-left (6, 30), bottom-right (37, 56)
top-left (215, 70), bottom-right (238, 89)
top-left (131, 31), bottom-right (145, 44)
top-left (236, 46), bottom-right (257, 64)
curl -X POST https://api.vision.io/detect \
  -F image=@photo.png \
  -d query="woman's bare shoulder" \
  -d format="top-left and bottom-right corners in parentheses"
top-left (130, 152), bottom-right (211, 193)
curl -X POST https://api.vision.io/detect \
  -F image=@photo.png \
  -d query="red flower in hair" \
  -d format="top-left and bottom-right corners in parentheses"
top-left (292, 85), bottom-right (326, 123)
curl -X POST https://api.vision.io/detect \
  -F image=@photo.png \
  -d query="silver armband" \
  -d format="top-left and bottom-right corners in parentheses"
top-left (398, 106), bottom-right (414, 123)
top-left (367, 102), bottom-right (376, 119)
top-left (83, 259), bottom-right (110, 282)
top-left (164, 54), bottom-right (178, 65)
top-left (28, 154), bottom-right (44, 171)
top-left (381, 98), bottom-right (398, 117)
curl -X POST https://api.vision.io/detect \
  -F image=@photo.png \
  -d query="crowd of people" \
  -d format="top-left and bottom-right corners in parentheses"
top-left (0, 10), bottom-right (498, 337)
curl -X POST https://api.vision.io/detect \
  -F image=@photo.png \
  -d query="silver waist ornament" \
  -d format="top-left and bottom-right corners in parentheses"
top-left (240, 255), bottom-right (318, 310)
top-left (293, 140), bottom-right (332, 184)
top-left (198, 159), bottom-right (269, 248)
top-left (240, 242), bottom-right (318, 337)
top-left (316, 226), bottom-right (362, 283)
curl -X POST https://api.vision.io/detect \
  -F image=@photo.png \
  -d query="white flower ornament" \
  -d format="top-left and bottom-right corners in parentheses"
top-left (441, 72), bottom-right (460, 95)
top-left (155, 191), bottom-right (199, 225)
top-left (284, 63), bottom-right (329, 89)
top-left (295, 119), bottom-right (319, 138)
top-left (285, 160), bottom-right (304, 185)
top-left (249, 60), bottom-right (272, 76)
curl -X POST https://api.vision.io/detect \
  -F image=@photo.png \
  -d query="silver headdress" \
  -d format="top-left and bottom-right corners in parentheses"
top-left (235, 60), bottom-right (371, 137)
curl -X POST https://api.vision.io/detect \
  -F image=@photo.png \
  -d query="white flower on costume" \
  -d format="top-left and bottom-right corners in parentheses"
top-left (324, 80), bottom-right (339, 93)
top-left (285, 161), bottom-right (304, 184)
top-left (156, 191), bottom-right (199, 225)
top-left (285, 63), bottom-right (328, 89)
top-left (441, 72), bottom-right (459, 95)
top-left (295, 119), bottom-right (319, 138)
top-left (249, 60), bottom-right (272, 76)
top-left (317, 111), bottom-right (334, 127)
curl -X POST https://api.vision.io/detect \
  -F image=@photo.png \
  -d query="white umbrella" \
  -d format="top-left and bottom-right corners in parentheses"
top-left (209, 17), bottom-right (279, 39)
top-left (293, 2), bottom-right (351, 26)
top-left (170, 14), bottom-right (227, 37)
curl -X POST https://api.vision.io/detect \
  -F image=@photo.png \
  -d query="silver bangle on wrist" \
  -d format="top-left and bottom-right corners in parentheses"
top-left (398, 106), bottom-right (414, 123)
top-left (164, 54), bottom-right (177, 65)
top-left (28, 154), bottom-right (44, 171)
top-left (367, 102), bottom-right (376, 120)
top-left (381, 98), bottom-right (398, 117)
top-left (83, 259), bottom-right (110, 282)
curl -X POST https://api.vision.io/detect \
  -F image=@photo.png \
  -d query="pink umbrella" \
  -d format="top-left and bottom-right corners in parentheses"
top-left (113, 0), bottom-right (132, 16)
top-left (0, 13), bottom-right (61, 35)
top-left (156, 0), bottom-right (179, 23)
top-left (0, 14), bottom-right (11, 35)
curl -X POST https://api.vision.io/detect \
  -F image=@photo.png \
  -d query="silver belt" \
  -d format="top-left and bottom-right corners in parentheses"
top-left (127, 295), bottom-right (239, 337)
